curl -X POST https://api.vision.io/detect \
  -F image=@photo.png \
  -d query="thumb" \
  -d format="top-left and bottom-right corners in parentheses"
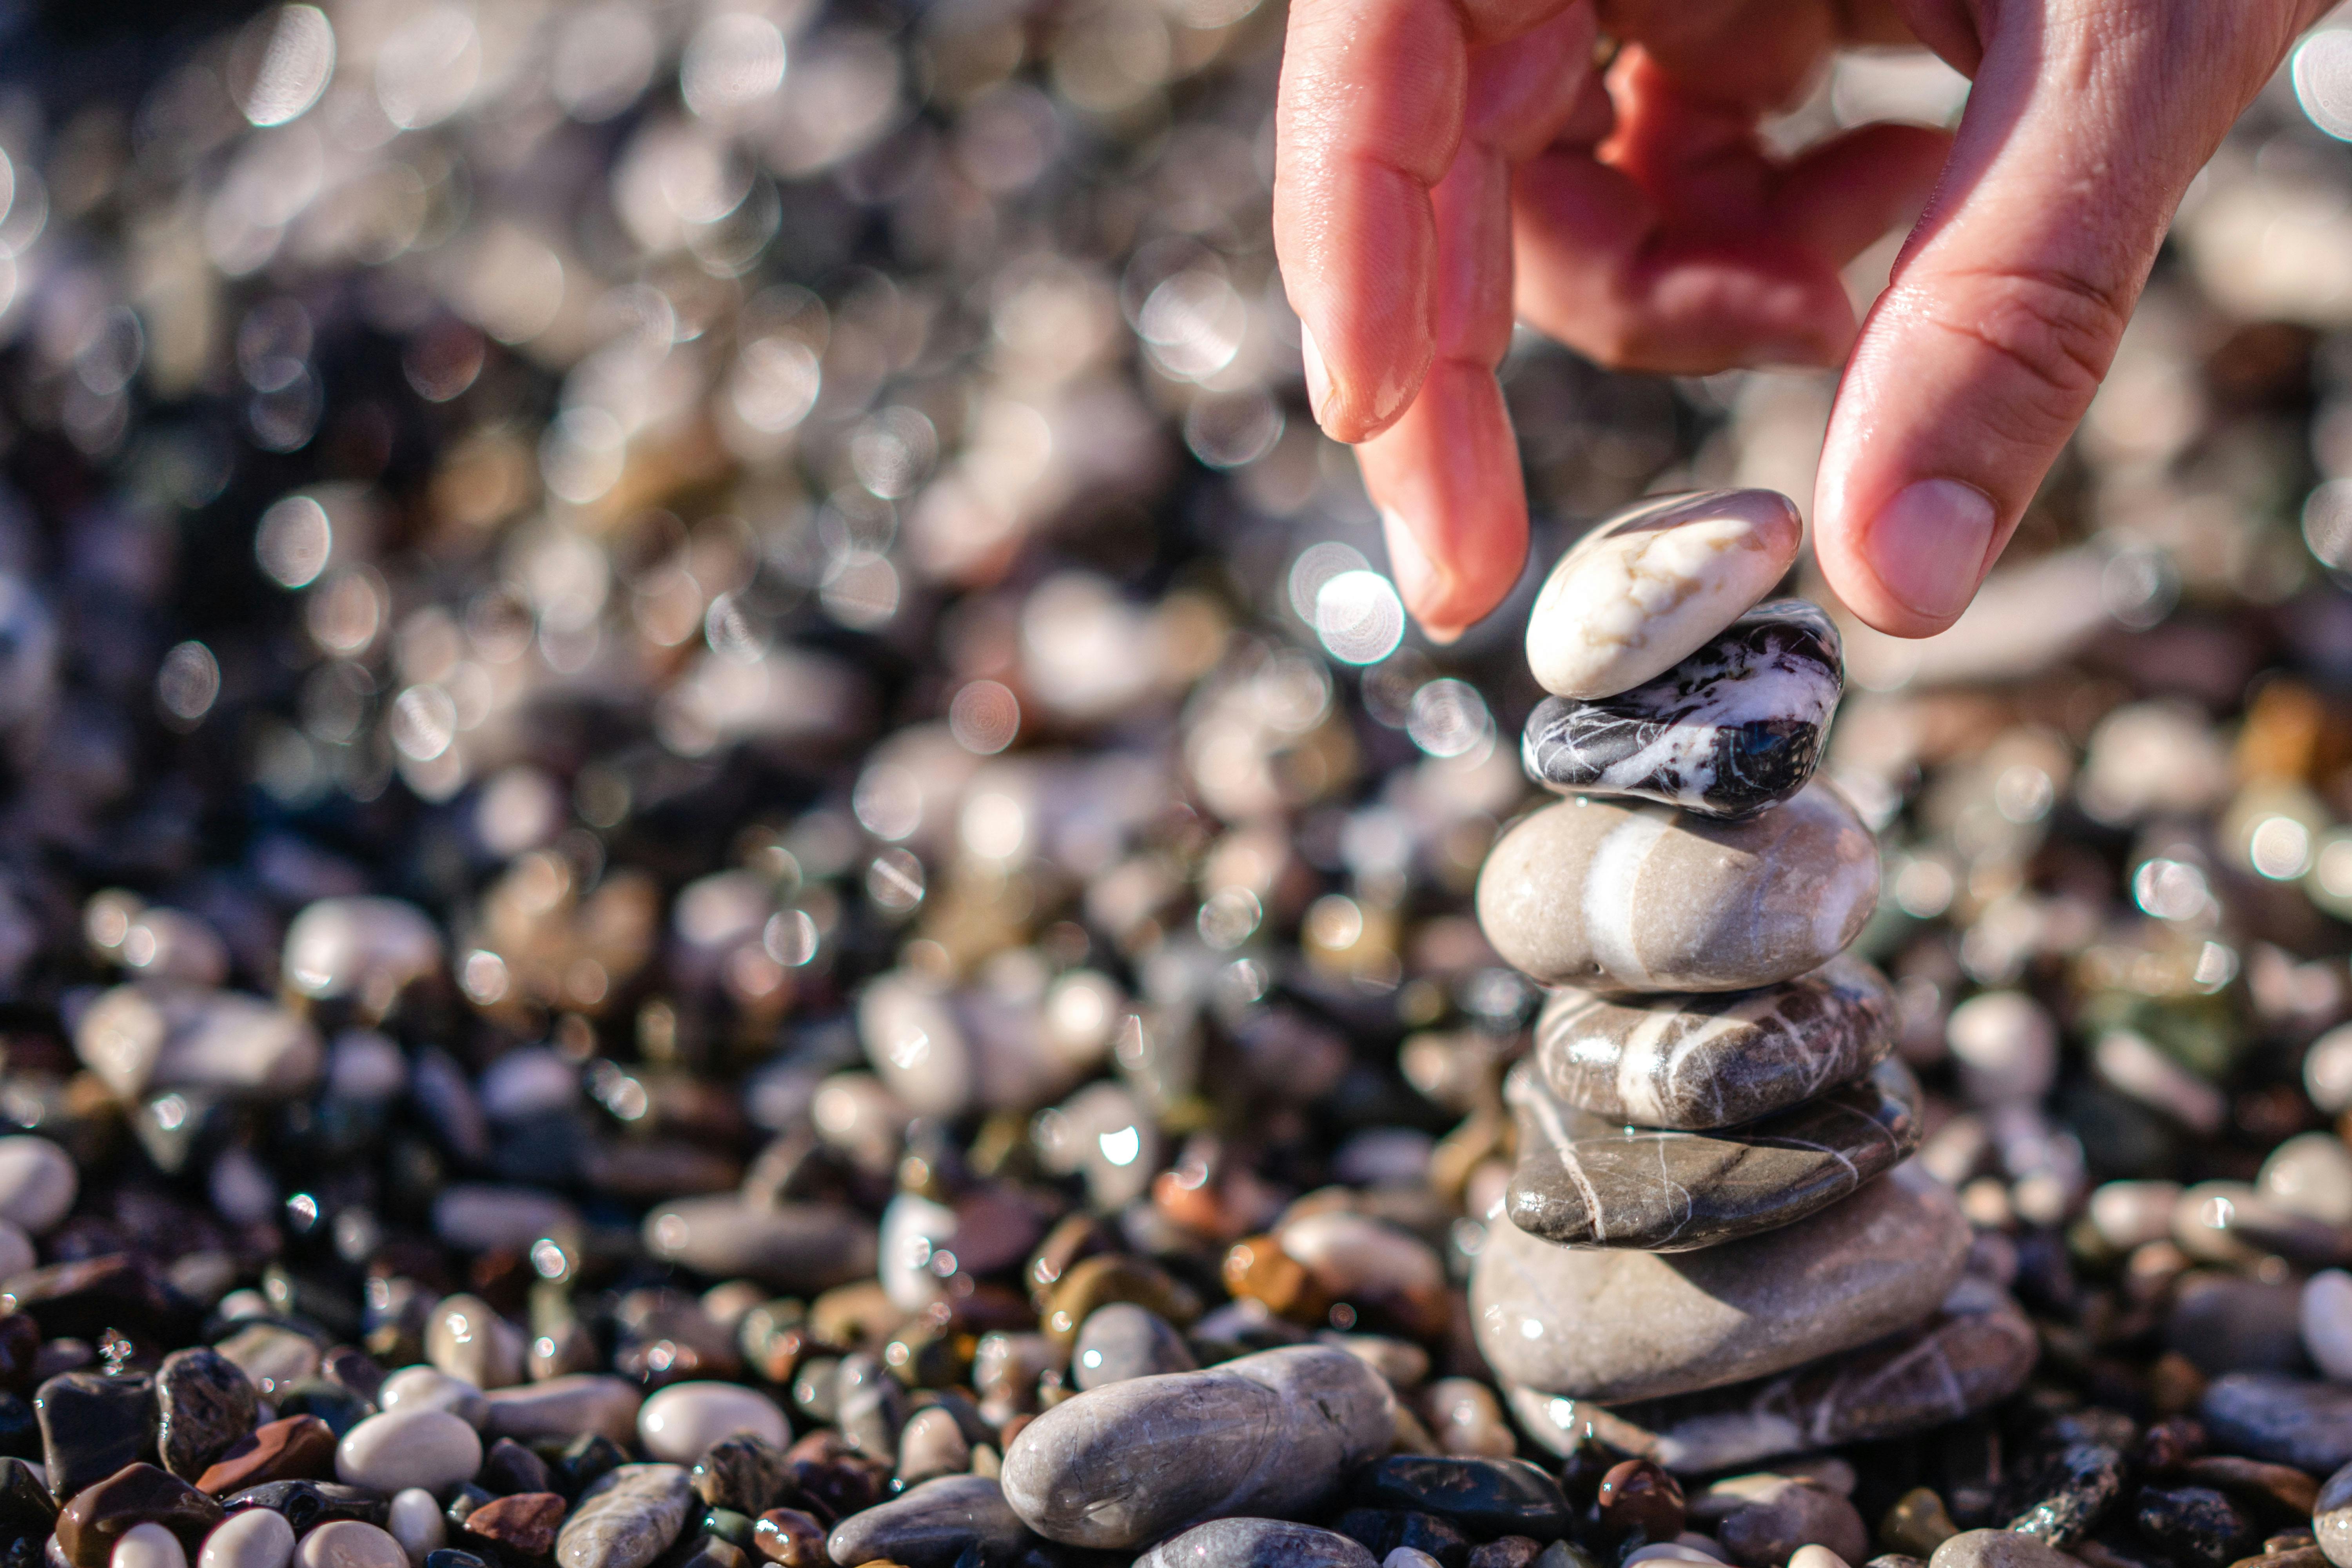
top-left (1814, 2), bottom-right (2310, 637)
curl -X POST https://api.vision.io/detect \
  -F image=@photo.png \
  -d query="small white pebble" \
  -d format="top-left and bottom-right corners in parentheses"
top-left (1383, 1551), bottom-right (1444, 1568)
top-left (2303, 1269), bottom-right (2352, 1381)
top-left (385, 1488), bottom-right (446, 1566)
top-left (113, 1524), bottom-right (186, 1568)
top-left (1622, 1549), bottom-right (1722, 1568)
top-left (198, 1510), bottom-right (294, 1568)
top-left (1789, 1547), bottom-right (1853, 1568)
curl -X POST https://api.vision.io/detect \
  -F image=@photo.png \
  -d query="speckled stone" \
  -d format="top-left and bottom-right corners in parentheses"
top-left (999, 1344), bottom-right (1396, 1548)
top-left (1504, 1058), bottom-right (1922, 1252)
top-left (1535, 956), bottom-right (1896, 1131)
top-left (1526, 491), bottom-right (1805, 701)
top-left (1524, 601), bottom-right (1841, 819)
top-left (1503, 1277), bottom-right (2036, 1474)
top-left (1474, 1163), bottom-right (1969, 1405)
top-left (1133, 1520), bottom-right (1378, 1568)
top-left (2201, 1374), bottom-right (2352, 1473)
top-left (554, 1466), bottom-right (693, 1568)
top-left (2314, 1459), bottom-right (2352, 1568)
top-left (155, 1352), bottom-right (257, 1485)
top-left (1475, 784), bottom-right (1878, 995)
top-left (823, 1476), bottom-right (1031, 1568)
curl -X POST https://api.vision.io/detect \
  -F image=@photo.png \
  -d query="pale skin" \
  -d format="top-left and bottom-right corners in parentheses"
top-left (1273, 0), bottom-right (2333, 641)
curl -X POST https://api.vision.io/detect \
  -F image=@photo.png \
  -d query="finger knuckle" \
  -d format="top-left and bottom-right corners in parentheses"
top-left (1927, 264), bottom-right (2131, 424)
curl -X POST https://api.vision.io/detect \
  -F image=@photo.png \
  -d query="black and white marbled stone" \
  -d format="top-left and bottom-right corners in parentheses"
top-left (1504, 1276), bottom-right (2037, 1474)
top-left (1535, 954), bottom-right (1897, 1131)
top-left (1523, 600), bottom-right (1842, 818)
top-left (1503, 1056), bottom-right (1922, 1252)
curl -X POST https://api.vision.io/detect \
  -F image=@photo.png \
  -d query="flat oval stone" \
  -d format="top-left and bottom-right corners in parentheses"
top-left (196, 1417), bottom-right (337, 1497)
top-left (1502, 1059), bottom-right (1923, 1252)
top-left (1505, 1278), bottom-right (2034, 1474)
top-left (1346, 1459), bottom-right (1571, 1541)
top-left (1474, 1162), bottom-right (1968, 1404)
top-left (481, 1376), bottom-right (641, 1446)
top-left (1134, 1519), bottom-right (1377, 1568)
top-left (1524, 601), bottom-right (1841, 819)
top-left (156, 1352), bottom-right (258, 1485)
top-left (196, 1508), bottom-right (294, 1568)
top-left (376, 1370), bottom-right (486, 1431)
top-left (1527, 492), bottom-right (1804, 701)
top-left (462, 1494), bottom-right (567, 1557)
top-left (642, 1200), bottom-right (880, 1295)
top-left (291, 1523), bottom-right (406, 1568)
top-left (335, 1409), bottom-right (482, 1497)
top-left (2201, 1374), bottom-right (2352, 1472)
top-left (1000, 1344), bottom-right (1395, 1549)
top-left (555, 1466), bottom-right (693, 1568)
top-left (1537, 956), bottom-right (1896, 1131)
top-left (57, 1466), bottom-right (223, 1568)
top-left (1071, 1304), bottom-right (1195, 1390)
top-left (1475, 784), bottom-right (1878, 994)
top-left (824, 1475), bottom-right (1030, 1568)
top-left (638, 1384), bottom-right (788, 1465)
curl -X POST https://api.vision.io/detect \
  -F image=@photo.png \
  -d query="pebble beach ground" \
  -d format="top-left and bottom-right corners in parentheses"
top-left (0, 8), bottom-right (2347, 1568)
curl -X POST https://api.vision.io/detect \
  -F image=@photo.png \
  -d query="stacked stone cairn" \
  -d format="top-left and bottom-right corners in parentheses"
top-left (1468, 490), bottom-right (2040, 1477)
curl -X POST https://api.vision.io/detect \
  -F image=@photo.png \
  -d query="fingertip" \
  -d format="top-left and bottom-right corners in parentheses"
top-left (1815, 474), bottom-right (1998, 637)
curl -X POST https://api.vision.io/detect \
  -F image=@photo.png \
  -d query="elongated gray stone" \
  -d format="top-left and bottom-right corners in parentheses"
top-left (1523, 601), bottom-right (1842, 818)
top-left (1473, 1161), bottom-right (1968, 1404)
top-left (1134, 1520), bottom-right (1378, 1568)
top-left (555, 1464), bottom-right (692, 1568)
top-left (1526, 490), bottom-right (1804, 701)
top-left (1504, 1058), bottom-right (1922, 1252)
top-left (1475, 783), bottom-right (1878, 994)
top-left (999, 1344), bottom-right (1395, 1548)
top-left (1505, 1276), bottom-right (2036, 1474)
top-left (1536, 955), bottom-right (1896, 1131)
top-left (640, 1198), bottom-right (878, 1293)
top-left (826, 1476), bottom-right (1032, 1568)
top-left (2201, 1373), bottom-right (2352, 1472)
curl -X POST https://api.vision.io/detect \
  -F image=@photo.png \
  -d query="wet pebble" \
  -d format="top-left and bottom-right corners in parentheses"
top-left (822, 1476), bottom-right (1028, 1568)
top-left (1000, 1345), bottom-right (1394, 1548)
top-left (1133, 1519), bottom-right (1377, 1568)
top-left (155, 1353), bottom-right (256, 1486)
top-left (56, 1468), bottom-right (221, 1568)
top-left (195, 1419), bottom-right (337, 1497)
top-left (460, 1494), bottom-right (566, 1558)
top-left (1345, 1457), bottom-right (1571, 1542)
top-left (38, 1374), bottom-right (159, 1503)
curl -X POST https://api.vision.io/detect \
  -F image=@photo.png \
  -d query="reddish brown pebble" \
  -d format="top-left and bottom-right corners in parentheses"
top-left (54, 1464), bottom-right (223, 1568)
top-left (1597, 1459), bottom-right (1685, 1544)
top-left (2139, 1417), bottom-right (2210, 1473)
top-left (463, 1492), bottom-right (568, 1556)
top-left (1467, 1538), bottom-right (1543, 1568)
top-left (751, 1508), bottom-right (828, 1567)
top-left (196, 1416), bottom-right (338, 1496)
top-left (2178, 1457), bottom-right (2319, 1517)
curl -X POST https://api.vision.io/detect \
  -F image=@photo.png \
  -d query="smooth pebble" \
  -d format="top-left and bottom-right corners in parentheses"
top-left (386, 1490), bottom-right (445, 1566)
top-left (0, 1138), bottom-right (75, 1234)
top-left (198, 1510), bottom-right (294, 1568)
top-left (114, 1526), bottom-right (187, 1568)
top-left (637, 1383), bottom-right (789, 1464)
top-left (293, 1524), bottom-right (407, 1568)
top-left (335, 1409), bottom-right (482, 1497)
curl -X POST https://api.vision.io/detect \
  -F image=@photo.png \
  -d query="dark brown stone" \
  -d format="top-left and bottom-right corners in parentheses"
top-left (0, 1315), bottom-right (40, 1397)
top-left (2175, 1458), bottom-right (2318, 1520)
top-left (194, 1416), bottom-right (336, 1497)
top-left (1596, 1460), bottom-right (1684, 1545)
top-left (53, 1463), bottom-right (222, 1568)
top-left (751, 1507), bottom-right (828, 1567)
top-left (464, 1492), bottom-right (568, 1557)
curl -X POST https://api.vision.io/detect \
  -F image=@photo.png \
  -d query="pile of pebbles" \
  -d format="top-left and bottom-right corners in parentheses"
top-left (0, 11), bottom-right (2346, 1568)
top-left (1468, 489), bottom-right (2037, 1476)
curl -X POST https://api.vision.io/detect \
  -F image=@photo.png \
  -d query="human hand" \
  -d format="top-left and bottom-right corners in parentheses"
top-left (1272, 0), bottom-right (2328, 641)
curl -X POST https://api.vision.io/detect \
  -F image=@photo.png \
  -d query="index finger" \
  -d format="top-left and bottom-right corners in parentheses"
top-left (1273, 0), bottom-right (1580, 442)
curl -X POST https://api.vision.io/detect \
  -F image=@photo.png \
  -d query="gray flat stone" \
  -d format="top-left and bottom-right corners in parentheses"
top-left (1535, 955), bottom-right (1896, 1131)
top-left (1473, 1163), bottom-right (1970, 1405)
top-left (1475, 783), bottom-right (1878, 995)
top-left (999, 1344), bottom-right (1394, 1549)
top-left (2201, 1373), bottom-right (2352, 1473)
top-left (555, 1464), bottom-right (693, 1568)
top-left (825, 1475), bottom-right (1031, 1568)
top-left (1925, 1532), bottom-right (2080, 1568)
top-left (1504, 1277), bottom-right (2034, 1474)
top-left (1135, 1520), bottom-right (1379, 1568)
top-left (1503, 1058), bottom-right (1922, 1252)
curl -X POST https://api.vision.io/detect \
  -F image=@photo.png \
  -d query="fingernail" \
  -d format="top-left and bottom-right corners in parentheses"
top-left (1301, 324), bottom-right (1332, 426)
top-left (1382, 507), bottom-right (1462, 641)
top-left (1864, 478), bottom-right (1997, 625)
